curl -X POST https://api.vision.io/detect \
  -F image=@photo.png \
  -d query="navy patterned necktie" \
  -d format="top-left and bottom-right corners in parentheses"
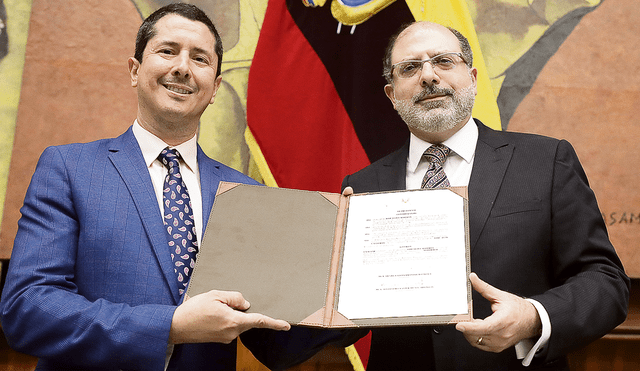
top-left (158, 148), bottom-right (198, 295)
top-left (421, 144), bottom-right (451, 189)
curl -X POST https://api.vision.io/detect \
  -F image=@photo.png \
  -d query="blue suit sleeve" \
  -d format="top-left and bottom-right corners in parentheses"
top-left (0, 146), bottom-right (175, 370)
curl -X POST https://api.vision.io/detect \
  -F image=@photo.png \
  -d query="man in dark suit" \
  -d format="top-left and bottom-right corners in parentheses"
top-left (0, 4), bottom-right (351, 370)
top-left (342, 21), bottom-right (629, 370)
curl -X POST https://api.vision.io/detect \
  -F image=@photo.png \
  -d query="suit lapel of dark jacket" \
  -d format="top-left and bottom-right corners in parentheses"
top-left (468, 120), bottom-right (513, 252)
top-left (108, 127), bottom-right (181, 303)
top-left (378, 140), bottom-right (409, 191)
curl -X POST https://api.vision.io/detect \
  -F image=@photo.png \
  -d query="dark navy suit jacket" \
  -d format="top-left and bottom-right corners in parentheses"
top-left (342, 120), bottom-right (629, 371)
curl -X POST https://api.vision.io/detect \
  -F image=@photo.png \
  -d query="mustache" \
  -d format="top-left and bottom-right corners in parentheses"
top-left (161, 78), bottom-right (195, 89)
top-left (413, 86), bottom-right (455, 102)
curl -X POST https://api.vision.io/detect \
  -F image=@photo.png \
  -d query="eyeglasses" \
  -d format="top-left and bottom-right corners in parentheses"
top-left (391, 52), bottom-right (468, 79)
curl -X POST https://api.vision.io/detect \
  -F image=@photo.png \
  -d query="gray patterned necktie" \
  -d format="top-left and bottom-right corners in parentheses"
top-left (421, 144), bottom-right (451, 189)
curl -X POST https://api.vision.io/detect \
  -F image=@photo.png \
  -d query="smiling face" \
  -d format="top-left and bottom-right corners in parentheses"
top-left (384, 23), bottom-right (478, 143)
top-left (128, 13), bottom-right (222, 145)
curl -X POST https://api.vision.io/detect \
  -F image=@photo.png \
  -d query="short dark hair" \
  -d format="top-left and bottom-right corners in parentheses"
top-left (134, 3), bottom-right (223, 78)
top-left (382, 22), bottom-right (473, 83)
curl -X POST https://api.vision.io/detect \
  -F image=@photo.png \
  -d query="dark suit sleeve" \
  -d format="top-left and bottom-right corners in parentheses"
top-left (530, 140), bottom-right (629, 361)
top-left (0, 146), bottom-right (174, 370)
top-left (241, 326), bottom-right (367, 370)
top-left (341, 176), bottom-right (350, 192)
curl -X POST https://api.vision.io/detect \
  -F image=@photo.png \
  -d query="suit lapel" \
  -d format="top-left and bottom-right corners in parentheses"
top-left (378, 141), bottom-right (409, 191)
top-left (108, 128), bottom-right (181, 303)
top-left (468, 120), bottom-right (513, 251)
top-left (196, 146), bottom-right (221, 224)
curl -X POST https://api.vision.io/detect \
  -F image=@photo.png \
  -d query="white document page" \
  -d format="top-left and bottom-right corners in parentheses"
top-left (337, 189), bottom-right (469, 319)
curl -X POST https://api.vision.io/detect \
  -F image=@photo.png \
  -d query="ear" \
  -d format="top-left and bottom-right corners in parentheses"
top-left (469, 67), bottom-right (478, 96)
top-left (384, 84), bottom-right (397, 109)
top-left (128, 57), bottom-right (140, 88)
top-left (209, 75), bottom-right (223, 105)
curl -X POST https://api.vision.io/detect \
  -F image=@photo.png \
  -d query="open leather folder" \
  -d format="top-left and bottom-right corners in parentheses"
top-left (186, 182), bottom-right (472, 328)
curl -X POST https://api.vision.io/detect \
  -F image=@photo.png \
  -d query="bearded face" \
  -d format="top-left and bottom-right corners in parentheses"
top-left (393, 84), bottom-right (476, 135)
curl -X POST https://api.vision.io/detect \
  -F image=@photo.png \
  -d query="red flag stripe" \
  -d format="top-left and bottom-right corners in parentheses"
top-left (247, 0), bottom-right (370, 193)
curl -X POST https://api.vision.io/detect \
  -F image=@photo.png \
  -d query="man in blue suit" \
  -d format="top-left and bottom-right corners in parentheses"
top-left (0, 4), bottom-right (352, 370)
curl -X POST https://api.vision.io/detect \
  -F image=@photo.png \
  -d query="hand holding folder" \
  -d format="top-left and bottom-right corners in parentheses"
top-left (170, 289), bottom-right (291, 344)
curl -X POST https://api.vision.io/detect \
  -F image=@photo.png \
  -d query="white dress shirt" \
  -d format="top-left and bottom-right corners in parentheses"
top-left (132, 121), bottom-right (203, 369)
top-left (132, 121), bottom-right (204, 239)
top-left (405, 117), bottom-right (550, 366)
top-left (406, 116), bottom-right (478, 190)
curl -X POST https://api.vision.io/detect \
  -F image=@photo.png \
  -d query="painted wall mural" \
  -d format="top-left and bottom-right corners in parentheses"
top-left (0, 0), bottom-right (32, 233)
top-left (0, 0), bottom-right (638, 281)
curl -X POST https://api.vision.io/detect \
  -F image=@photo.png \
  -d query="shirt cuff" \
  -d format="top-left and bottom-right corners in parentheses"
top-left (515, 298), bottom-right (551, 367)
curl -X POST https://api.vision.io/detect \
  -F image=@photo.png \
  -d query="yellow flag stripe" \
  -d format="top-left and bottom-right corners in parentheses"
top-left (345, 344), bottom-right (367, 371)
top-left (244, 127), bottom-right (279, 188)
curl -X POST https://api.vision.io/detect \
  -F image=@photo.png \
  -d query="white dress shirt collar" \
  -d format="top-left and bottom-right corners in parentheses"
top-left (407, 117), bottom-right (478, 174)
top-left (132, 120), bottom-right (198, 172)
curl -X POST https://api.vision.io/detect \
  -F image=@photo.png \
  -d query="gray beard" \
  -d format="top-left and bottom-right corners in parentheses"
top-left (394, 85), bottom-right (476, 134)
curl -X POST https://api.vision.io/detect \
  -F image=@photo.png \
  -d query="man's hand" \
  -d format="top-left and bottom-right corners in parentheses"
top-left (342, 186), bottom-right (354, 196)
top-left (169, 290), bottom-right (291, 345)
top-left (455, 273), bottom-right (542, 353)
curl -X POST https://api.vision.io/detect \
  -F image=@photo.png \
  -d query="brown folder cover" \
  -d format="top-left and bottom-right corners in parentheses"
top-left (186, 182), bottom-right (471, 328)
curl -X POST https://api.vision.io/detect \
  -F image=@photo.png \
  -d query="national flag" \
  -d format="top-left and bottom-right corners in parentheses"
top-left (247, 0), bottom-right (414, 192)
